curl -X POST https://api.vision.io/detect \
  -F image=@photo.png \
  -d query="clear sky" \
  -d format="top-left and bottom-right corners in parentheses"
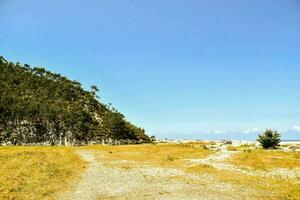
top-left (1, 0), bottom-right (300, 140)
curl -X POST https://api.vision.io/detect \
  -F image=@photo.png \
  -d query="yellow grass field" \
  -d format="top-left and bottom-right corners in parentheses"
top-left (229, 149), bottom-right (300, 170)
top-left (84, 142), bottom-right (213, 168)
top-left (0, 146), bottom-right (86, 200)
top-left (1, 143), bottom-right (300, 200)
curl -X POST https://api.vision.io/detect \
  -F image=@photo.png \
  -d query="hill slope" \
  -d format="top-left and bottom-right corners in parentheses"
top-left (0, 56), bottom-right (150, 145)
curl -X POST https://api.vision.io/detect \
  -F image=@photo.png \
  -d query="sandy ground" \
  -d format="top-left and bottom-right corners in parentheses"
top-left (60, 150), bottom-right (258, 200)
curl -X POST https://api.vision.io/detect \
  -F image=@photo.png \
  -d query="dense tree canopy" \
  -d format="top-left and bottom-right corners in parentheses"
top-left (0, 56), bottom-right (150, 145)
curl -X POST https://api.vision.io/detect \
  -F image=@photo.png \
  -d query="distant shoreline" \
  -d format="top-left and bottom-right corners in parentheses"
top-left (156, 139), bottom-right (300, 144)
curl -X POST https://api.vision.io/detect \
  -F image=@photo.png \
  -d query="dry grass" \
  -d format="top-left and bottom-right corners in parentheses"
top-left (83, 142), bottom-right (212, 168)
top-left (201, 148), bottom-right (300, 199)
top-left (187, 165), bottom-right (300, 200)
top-left (86, 143), bottom-right (300, 200)
top-left (235, 144), bottom-right (257, 151)
top-left (2, 143), bottom-right (300, 200)
top-left (0, 146), bottom-right (86, 200)
top-left (226, 145), bottom-right (238, 151)
top-left (229, 149), bottom-right (300, 170)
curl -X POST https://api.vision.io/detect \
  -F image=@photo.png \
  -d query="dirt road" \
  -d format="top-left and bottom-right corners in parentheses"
top-left (59, 150), bottom-right (256, 200)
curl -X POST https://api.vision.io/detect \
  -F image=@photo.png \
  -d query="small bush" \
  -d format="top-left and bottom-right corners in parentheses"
top-left (222, 140), bottom-right (232, 145)
top-left (150, 135), bottom-right (156, 142)
top-left (243, 149), bottom-right (252, 153)
top-left (257, 129), bottom-right (281, 149)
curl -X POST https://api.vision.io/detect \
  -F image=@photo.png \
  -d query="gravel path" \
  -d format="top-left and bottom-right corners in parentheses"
top-left (59, 151), bottom-right (105, 200)
top-left (59, 150), bottom-right (256, 200)
top-left (187, 146), bottom-right (242, 172)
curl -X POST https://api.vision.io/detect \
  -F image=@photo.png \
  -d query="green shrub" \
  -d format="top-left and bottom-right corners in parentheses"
top-left (257, 129), bottom-right (281, 149)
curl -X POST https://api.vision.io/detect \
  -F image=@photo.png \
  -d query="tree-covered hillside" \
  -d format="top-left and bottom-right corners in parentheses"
top-left (0, 56), bottom-right (150, 145)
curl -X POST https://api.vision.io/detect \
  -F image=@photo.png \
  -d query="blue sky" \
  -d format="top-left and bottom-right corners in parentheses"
top-left (1, 0), bottom-right (300, 140)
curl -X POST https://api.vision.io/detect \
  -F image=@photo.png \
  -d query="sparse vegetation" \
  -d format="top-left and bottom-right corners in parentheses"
top-left (1, 143), bottom-right (300, 199)
top-left (235, 143), bottom-right (256, 151)
top-left (229, 149), bottom-right (300, 170)
top-left (187, 165), bottom-right (300, 200)
top-left (85, 142), bottom-right (212, 168)
top-left (257, 129), bottom-right (281, 149)
top-left (226, 145), bottom-right (238, 151)
top-left (88, 143), bottom-right (300, 200)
